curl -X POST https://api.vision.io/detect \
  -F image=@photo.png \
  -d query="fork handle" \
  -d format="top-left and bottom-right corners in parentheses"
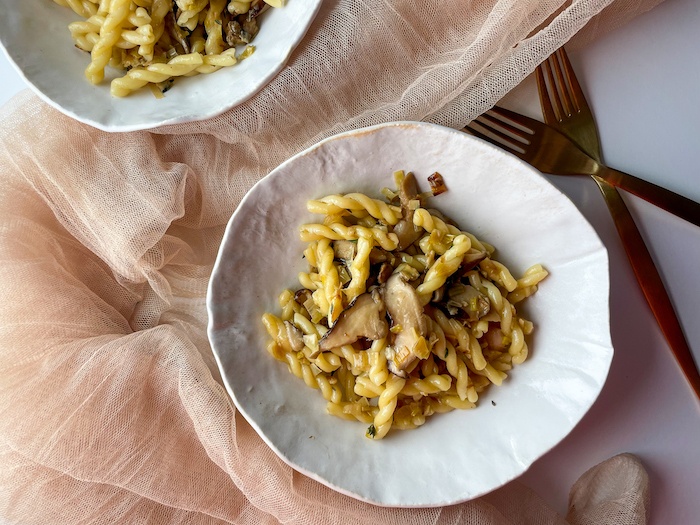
top-left (596, 165), bottom-right (700, 228)
top-left (594, 176), bottom-right (700, 400)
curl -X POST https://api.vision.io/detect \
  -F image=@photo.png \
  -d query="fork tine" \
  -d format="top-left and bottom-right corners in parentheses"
top-left (467, 120), bottom-right (520, 150)
top-left (480, 112), bottom-right (530, 141)
top-left (463, 124), bottom-right (514, 150)
top-left (487, 106), bottom-right (539, 131)
top-left (536, 64), bottom-right (558, 124)
top-left (557, 47), bottom-right (586, 113)
top-left (543, 58), bottom-right (565, 121)
top-left (462, 124), bottom-right (495, 144)
top-left (553, 47), bottom-right (602, 161)
top-left (464, 128), bottom-right (527, 161)
top-left (550, 51), bottom-right (575, 116)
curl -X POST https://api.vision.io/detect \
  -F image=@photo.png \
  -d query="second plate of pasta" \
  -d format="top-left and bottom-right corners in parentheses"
top-left (207, 121), bottom-right (613, 507)
top-left (0, 0), bottom-right (321, 131)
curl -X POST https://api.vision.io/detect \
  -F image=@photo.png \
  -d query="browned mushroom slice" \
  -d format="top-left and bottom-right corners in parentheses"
top-left (398, 171), bottom-right (419, 214)
top-left (384, 273), bottom-right (428, 376)
top-left (376, 262), bottom-right (393, 285)
top-left (239, 15), bottom-right (260, 41)
top-left (246, 0), bottom-right (266, 19)
top-left (462, 250), bottom-right (488, 271)
top-left (445, 283), bottom-right (490, 321)
top-left (226, 20), bottom-right (252, 46)
top-left (428, 171), bottom-right (448, 196)
top-left (294, 288), bottom-right (313, 305)
top-left (316, 288), bottom-right (388, 355)
top-left (165, 11), bottom-right (190, 54)
top-left (451, 250), bottom-right (488, 281)
top-left (393, 218), bottom-right (423, 251)
top-left (393, 171), bottom-right (424, 250)
top-left (368, 247), bottom-right (396, 265)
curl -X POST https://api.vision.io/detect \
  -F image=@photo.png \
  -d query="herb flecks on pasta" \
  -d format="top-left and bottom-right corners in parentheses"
top-left (54, 0), bottom-right (282, 97)
top-left (262, 170), bottom-right (548, 439)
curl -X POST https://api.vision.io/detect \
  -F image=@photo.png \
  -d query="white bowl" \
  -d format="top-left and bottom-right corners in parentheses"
top-left (0, 0), bottom-right (321, 132)
top-left (207, 121), bottom-right (613, 507)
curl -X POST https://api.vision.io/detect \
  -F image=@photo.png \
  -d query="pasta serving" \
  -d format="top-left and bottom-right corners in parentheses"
top-left (262, 171), bottom-right (548, 439)
top-left (53, 0), bottom-right (283, 97)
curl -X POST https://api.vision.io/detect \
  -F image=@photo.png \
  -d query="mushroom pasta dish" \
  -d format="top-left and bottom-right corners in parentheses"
top-left (262, 171), bottom-right (548, 439)
top-left (53, 0), bottom-right (282, 97)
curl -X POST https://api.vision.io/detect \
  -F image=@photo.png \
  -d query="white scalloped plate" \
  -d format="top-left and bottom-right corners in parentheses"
top-left (0, 0), bottom-right (321, 132)
top-left (207, 121), bottom-right (613, 507)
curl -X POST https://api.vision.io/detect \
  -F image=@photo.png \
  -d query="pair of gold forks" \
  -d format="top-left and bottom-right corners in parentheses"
top-left (464, 48), bottom-right (700, 399)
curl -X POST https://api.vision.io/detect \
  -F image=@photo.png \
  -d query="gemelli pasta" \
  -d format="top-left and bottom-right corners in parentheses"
top-left (262, 171), bottom-right (548, 439)
top-left (53, 0), bottom-right (282, 97)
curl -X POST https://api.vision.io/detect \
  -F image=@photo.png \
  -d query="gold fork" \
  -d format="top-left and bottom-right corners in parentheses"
top-left (536, 49), bottom-right (602, 160)
top-left (465, 108), bottom-right (700, 228)
top-left (535, 48), bottom-right (699, 399)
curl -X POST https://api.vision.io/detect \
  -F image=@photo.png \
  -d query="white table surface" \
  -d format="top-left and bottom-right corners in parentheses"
top-left (1, 0), bottom-right (698, 522)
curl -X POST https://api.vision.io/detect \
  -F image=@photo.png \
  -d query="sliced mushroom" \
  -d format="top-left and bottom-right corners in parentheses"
top-left (451, 250), bottom-right (488, 281)
top-left (384, 273), bottom-right (428, 377)
top-left (165, 11), bottom-right (190, 54)
top-left (294, 288), bottom-right (313, 305)
top-left (284, 321), bottom-right (304, 353)
top-left (225, 20), bottom-right (248, 46)
top-left (462, 250), bottom-right (488, 272)
top-left (239, 15), bottom-right (260, 41)
top-left (333, 240), bottom-right (357, 262)
top-left (369, 247), bottom-right (394, 265)
top-left (445, 283), bottom-right (490, 321)
top-left (316, 288), bottom-right (388, 355)
top-left (393, 219), bottom-right (423, 251)
top-left (398, 171), bottom-right (419, 216)
top-left (393, 171), bottom-right (424, 250)
top-left (376, 262), bottom-right (393, 285)
top-left (246, 0), bottom-right (266, 19)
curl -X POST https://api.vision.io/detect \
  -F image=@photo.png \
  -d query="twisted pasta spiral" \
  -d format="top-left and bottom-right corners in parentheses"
top-left (262, 171), bottom-right (548, 439)
top-left (55, 0), bottom-right (282, 96)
